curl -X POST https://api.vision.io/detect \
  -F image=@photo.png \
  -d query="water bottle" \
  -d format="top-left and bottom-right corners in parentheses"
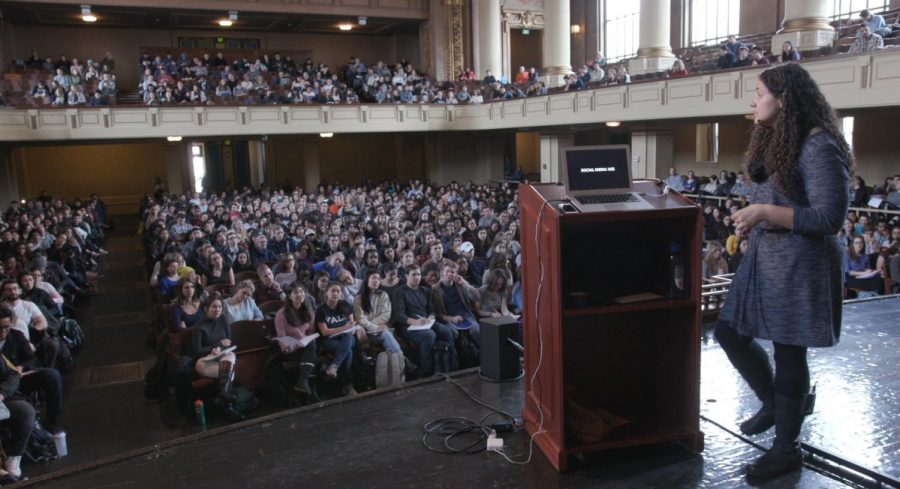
top-left (194, 400), bottom-right (206, 428)
top-left (666, 241), bottom-right (685, 299)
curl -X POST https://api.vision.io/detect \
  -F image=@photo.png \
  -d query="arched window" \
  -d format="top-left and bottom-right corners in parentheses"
top-left (690, 0), bottom-right (740, 46)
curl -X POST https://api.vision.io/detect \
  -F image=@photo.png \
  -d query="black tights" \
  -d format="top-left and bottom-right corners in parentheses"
top-left (715, 321), bottom-right (810, 397)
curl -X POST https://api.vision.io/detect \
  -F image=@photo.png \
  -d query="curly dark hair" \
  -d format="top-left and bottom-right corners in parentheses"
top-left (743, 63), bottom-right (854, 199)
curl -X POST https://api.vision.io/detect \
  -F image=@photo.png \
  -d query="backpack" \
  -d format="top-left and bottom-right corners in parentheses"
top-left (259, 355), bottom-right (298, 408)
top-left (456, 331), bottom-right (480, 370)
top-left (59, 318), bottom-right (85, 351)
top-left (232, 386), bottom-right (259, 415)
top-left (375, 351), bottom-right (405, 389)
top-left (432, 341), bottom-right (457, 374)
top-left (24, 418), bottom-right (57, 463)
top-left (53, 341), bottom-right (75, 373)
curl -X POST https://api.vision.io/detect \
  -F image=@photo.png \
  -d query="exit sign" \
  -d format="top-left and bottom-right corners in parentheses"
top-left (522, 29), bottom-right (530, 35)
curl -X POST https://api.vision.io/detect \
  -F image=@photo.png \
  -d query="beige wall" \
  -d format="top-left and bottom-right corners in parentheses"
top-left (671, 118), bottom-right (753, 178)
top-left (14, 141), bottom-right (166, 199)
top-left (740, 0), bottom-right (783, 37)
top-left (6, 24), bottom-right (420, 88)
top-left (850, 111), bottom-right (900, 186)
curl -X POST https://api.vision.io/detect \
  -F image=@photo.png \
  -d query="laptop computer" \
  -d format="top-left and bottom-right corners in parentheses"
top-left (562, 145), bottom-right (653, 211)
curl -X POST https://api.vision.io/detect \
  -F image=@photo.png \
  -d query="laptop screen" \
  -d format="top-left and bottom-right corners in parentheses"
top-left (564, 146), bottom-right (631, 192)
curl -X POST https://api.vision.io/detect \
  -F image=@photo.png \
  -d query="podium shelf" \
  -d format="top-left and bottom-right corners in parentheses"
top-left (566, 427), bottom-right (702, 454)
top-left (562, 299), bottom-right (695, 317)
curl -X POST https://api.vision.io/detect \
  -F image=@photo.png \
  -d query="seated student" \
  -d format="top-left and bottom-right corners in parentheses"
top-left (354, 271), bottom-right (403, 355)
top-left (733, 46), bottom-right (752, 68)
top-left (728, 238), bottom-right (749, 273)
top-left (431, 260), bottom-right (481, 343)
top-left (191, 295), bottom-right (243, 421)
top-left (311, 252), bottom-right (346, 280)
top-left (171, 278), bottom-right (202, 332)
top-left (0, 280), bottom-right (55, 358)
top-left (683, 170), bottom-right (699, 193)
top-left (849, 25), bottom-right (884, 54)
top-left (478, 269), bottom-right (518, 320)
top-left (336, 268), bottom-right (362, 304)
top-left (273, 254), bottom-right (299, 290)
top-left (315, 281), bottom-right (361, 396)
top-left (860, 9), bottom-right (892, 38)
top-left (393, 264), bottom-right (456, 377)
top-left (0, 327), bottom-right (34, 483)
top-left (273, 285), bottom-right (318, 397)
top-left (669, 59), bottom-right (689, 78)
top-left (0, 306), bottom-right (64, 434)
top-left (702, 242), bottom-right (729, 279)
top-left (750, 46), bottom-right (770, 66)
top-left (255, 264), bottom-right (286, 304)
top-left (222, 280), bottom-right (264, 324)
top-left (716, 45), bottom-right (736, 69)
top-left (844, 236), bottom-right (883, 297)
top-left (232, 250), bottom-right (255, 274)
top-left (150, 255), bottom-right (182, 299)
top-left (202, 251), bottom-right (234, 288)
top-left (665, 167), bottom-right (684, 191)
top-left (777, 41), bottom-right (801, 62)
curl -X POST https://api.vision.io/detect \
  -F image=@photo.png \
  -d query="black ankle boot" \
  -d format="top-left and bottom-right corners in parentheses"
top-left (746, 394), bottom-right (806, 480)
top-left (740, 397), bottom-right (775, 435)
top-left (294, 363), bottom-right (314, 395)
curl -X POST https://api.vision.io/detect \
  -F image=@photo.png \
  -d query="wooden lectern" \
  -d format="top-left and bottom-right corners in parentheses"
top-left (519, 181), bottom-right (704, 471)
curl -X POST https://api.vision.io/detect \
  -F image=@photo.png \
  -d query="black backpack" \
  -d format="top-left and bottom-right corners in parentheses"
top-left (456, 331), bottom-right (480, 370)
top-left (433, 341), bottom-right (457, 374)
top-left (59, 318), bottom-right (85, 351)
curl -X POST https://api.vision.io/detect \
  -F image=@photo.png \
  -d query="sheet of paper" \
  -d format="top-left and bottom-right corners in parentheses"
top-left (407, 319), bottom-right (435, 331)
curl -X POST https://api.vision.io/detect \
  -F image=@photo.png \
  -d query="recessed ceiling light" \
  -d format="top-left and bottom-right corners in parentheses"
top-left (219, 11), bottom-right (237, 27)
top-left (605, 121), bottom-right (621, 127)
top-left (338, 24), bottom-right (353, 31)
top-left (167, 136), bottom-right (183, 142)
top-left (320, 132), bottom-right (334, 138)
top-left (81, 5), bottom-right (97, 22)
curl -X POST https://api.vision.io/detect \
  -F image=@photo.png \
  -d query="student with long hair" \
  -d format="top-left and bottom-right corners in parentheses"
top-left (315, 282), bottom-right (360, 396)
top-left (716, 63), bottom-right (852, 480)
top-left (354, 270), bottom-right (402, 353)
top-left (192, 295), bottom-right (243, 421)
top-left (273, 284), bottom-right (318, 397)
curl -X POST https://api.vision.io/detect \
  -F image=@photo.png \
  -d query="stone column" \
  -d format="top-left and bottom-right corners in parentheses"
top-left (628, 0), bottom-right (676, 75)
top-left (772, 0), bottom-right (834, 52)
top-left (541, 0), bottom-right (573, 87)
top-left (476, 0), bottom-right (502, 81)
top-left (539, 134), bottom-right (574, 183)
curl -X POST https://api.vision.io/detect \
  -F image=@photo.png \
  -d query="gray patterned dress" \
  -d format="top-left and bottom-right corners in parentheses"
top-left (720, 131), bottom-right (849, 347)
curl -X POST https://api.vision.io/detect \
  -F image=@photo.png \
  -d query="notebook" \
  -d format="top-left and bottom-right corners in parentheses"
top-left (562, 145), bottom-right (653, 212)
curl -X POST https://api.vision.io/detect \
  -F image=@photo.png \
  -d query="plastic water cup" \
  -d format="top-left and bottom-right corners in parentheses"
top-left (52, 431), bottom-right (67, 457)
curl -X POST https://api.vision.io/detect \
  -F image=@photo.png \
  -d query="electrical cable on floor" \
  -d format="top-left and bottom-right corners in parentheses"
top-left (422, 199), bottom-right (558, 465)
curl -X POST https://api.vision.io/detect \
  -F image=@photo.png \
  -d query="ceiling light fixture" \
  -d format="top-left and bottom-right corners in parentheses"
top-left (570, 24), bottom-right (581, 34)
top-left (605, 121), bottom-right (621, 127)
top-left (338, 23), bottom-right (353, 31)
top-left (81, 5), bottom-right (97, 22)
top-left (358, 16), bottom-right (367, 26)
top-left (166, 136), bottom-right (183, 142)
top-left (320, 132), bottom-right (334, 138)
top-left (219, 10), bottom-right (238, 27)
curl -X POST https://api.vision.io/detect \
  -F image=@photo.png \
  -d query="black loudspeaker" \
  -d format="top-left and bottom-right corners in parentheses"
top-left (479, 317), bottom-right (522, 381)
